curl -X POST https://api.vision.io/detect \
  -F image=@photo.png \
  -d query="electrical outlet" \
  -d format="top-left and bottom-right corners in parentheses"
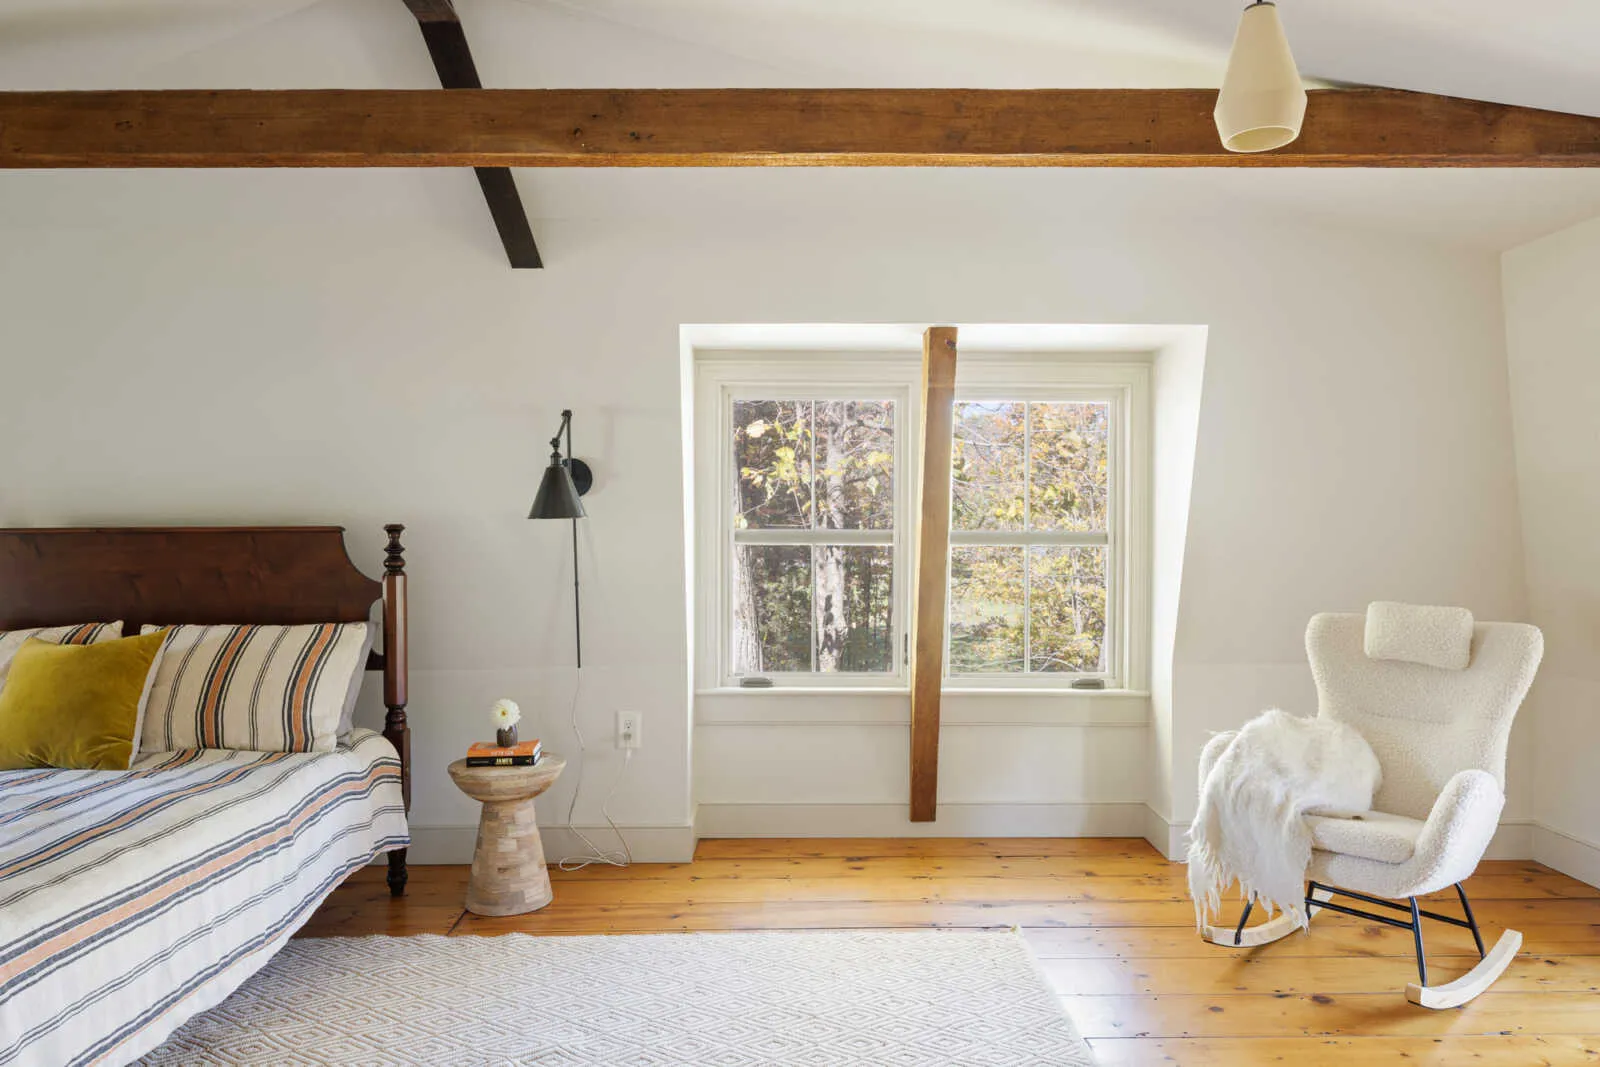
top-left (616, 710), bottom-right (642, 750)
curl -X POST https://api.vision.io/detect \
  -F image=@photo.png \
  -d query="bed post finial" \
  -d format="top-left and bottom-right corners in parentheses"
top-left (380, 523), bottom-right (410, 897)
top-left (383, 524), bottom-right (405, 574)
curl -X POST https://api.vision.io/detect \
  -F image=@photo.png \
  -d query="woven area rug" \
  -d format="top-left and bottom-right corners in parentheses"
top-left (139, 930), bottom-right (1092, 1065)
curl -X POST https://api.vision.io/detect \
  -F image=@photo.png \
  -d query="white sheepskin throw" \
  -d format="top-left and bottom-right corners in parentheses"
top-left (1187, 709), bottom-right (1381, 930)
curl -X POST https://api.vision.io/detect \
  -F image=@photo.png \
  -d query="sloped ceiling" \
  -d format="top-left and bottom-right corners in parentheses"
top-left (3, 0), bottom-right (1600, 251)
top-left (6, 0), bottom-right (1600, 115)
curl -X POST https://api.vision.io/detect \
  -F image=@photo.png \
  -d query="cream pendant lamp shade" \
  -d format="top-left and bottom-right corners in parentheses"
top-left (1214, 1), bottom-right (1308, 153)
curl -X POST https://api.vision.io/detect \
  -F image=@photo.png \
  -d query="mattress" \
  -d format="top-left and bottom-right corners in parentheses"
top-left (0, 728), bottom-right (408, 1067)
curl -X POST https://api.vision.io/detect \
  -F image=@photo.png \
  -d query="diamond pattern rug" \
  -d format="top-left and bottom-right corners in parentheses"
top-left (139, 930), bottom-right (1093, 1065)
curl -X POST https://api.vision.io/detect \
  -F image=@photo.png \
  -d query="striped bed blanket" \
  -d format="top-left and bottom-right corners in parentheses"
top-left (0, 728), bottom-right (408, 1067)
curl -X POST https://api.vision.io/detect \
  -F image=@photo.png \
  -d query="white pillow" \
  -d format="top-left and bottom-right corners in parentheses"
top-left (337, 623), bottom-right (376, 741)
top-left (0, 622), bottom-right (124, 694)
top-left (140, 622), bottom-right (368, 753)
top-left (1364, 601), bottom-right (1474, 671)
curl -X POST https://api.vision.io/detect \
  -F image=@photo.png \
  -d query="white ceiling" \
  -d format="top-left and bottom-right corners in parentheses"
top-left (7, 0), bottom-right (1600, 113)
top-left (3, 0), bottom-right (1600, 252)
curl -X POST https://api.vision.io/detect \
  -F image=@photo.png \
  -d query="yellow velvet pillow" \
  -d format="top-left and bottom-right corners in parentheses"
top-left (0, 630), bottom-right (167, 771)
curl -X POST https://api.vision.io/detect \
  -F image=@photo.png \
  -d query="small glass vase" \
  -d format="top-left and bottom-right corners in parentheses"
top-left (496, 725), bottom-right (518, 748)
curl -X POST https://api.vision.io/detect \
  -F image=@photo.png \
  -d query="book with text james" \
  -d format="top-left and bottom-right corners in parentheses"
top-left (466, 739), bottom-right (542, 767)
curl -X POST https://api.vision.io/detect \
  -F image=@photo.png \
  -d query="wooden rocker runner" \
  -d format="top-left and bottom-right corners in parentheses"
top-left (1199, 608), bottom-right (1542, 1009)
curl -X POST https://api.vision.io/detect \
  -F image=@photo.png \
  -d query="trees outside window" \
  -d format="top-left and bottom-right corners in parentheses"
top-left (948, 401), bottom-right (1112, 677)
top-left (731, 399), bottom-right (897, 676)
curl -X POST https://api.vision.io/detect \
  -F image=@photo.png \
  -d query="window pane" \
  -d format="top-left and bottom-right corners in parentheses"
top-left (734, 400), bottom-right (813, 529)
top-left (814, 400), bottom-right (895, 531)
top-left (815, 545), bottom-right (894, 672)
top-left (948, 546), bottom-right (1025, 673)
top-left (952, 402), bottom-right (1025, 531)
top-left (1030, 401), bottom-right (1110, 532)
top-left (1029, 546), bottom-right (1107, 673)
top-left (733, 545), bottom-right (811, 673)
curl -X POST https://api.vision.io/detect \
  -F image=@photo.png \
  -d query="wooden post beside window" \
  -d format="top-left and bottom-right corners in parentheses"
top-left (910, 326), bottom-right (958, 822)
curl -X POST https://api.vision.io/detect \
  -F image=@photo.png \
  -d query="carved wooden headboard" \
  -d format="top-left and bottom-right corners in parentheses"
top-left (0, 523), bottom-right (413, 894)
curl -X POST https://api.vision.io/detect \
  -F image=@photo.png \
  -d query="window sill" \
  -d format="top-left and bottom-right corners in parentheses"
top-left (944, 687), bottom-right (1150, 699)
top-left (694, 687), bottom-right (1150, 698)
top-left (696, 686), bottom-right (908, 698)
top-left (694, 687), bottom-right (1151, 727)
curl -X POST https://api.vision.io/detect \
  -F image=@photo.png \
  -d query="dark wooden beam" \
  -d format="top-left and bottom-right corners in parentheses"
top-left (910, 325), bottom-right (957, 824)
top-left (401, 0), bottom-right (462, 25)
top-left (4, 88), bottom-right (1600, 168)
top-left (401, 0), bottom-right (541, 268)
top-left (403, 0), bottom-right (481, 89)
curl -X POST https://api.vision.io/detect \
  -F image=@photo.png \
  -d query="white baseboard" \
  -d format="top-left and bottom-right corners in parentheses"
top-left (1532, 824), bottom-right (1600, 888)
top-left (1142, 806), bottom-right (1186, 860)
top-left (694, 802), bottom-right (1147, 838)
top-left (1140, 807), bottom-right (1539, 865)
top-left (405, 824), bottom-right (697, 864)
top-left (399, 815), bottom-right (1598, 889)
top-left (1487, 820), bottom-right (1534, 861)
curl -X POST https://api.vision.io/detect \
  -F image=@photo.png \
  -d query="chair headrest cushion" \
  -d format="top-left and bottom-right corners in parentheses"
top-left (1364, 601), bottom-right (1474, 670)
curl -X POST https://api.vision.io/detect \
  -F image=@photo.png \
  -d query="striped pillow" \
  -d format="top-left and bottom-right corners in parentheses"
top-left (0, 623), bottom-right (123, 694)
top-left (140, 623), bottom-right (368, 754)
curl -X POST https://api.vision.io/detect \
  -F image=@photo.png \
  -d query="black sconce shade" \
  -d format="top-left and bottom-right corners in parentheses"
top-left (529, 455), bottom-right (590, 519)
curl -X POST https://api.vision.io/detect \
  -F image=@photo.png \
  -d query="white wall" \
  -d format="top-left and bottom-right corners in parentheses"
top-left (0, 163), bottom-right (1532, 860)
top-left (1504, 215), bottom-right (1600, 885)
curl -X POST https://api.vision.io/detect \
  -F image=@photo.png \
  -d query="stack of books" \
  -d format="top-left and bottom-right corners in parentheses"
top-left (465, 739), bottom-right (542, 767)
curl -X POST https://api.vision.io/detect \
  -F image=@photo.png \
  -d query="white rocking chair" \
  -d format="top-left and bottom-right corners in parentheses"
top-left (1199, 607), bottom-right (1543, 1008)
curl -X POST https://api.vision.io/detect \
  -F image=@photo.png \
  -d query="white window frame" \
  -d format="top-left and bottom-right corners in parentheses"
top-left (695, 353), bottom-right (921, 690)
top-left (693, 350), bottom-right (1149, 694)
top-left (943, 359), bottom-right (1150, 691)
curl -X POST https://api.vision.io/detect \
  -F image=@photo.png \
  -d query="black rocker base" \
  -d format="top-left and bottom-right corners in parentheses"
top-left (1205, 879), bottom-right (1519, 1010)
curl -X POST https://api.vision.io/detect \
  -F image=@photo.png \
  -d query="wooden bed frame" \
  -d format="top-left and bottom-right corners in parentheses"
top-left (0, 523), bottom-right (412, 895)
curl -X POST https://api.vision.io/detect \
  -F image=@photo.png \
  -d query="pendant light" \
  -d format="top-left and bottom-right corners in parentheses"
top-left (1214, 1), bottom-right (1307, 153)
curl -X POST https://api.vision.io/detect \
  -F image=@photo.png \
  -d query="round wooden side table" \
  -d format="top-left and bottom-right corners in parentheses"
top-left (446, 755), bottom-right (565, 917)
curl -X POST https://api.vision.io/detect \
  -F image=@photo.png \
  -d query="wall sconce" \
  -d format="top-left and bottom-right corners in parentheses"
top-left (529, 409), bottom-right (592, 668)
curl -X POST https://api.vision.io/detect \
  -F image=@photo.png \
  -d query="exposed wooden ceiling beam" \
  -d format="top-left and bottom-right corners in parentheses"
top-left (404, 0), bottom-right (483, 90)
top-left (401, 0), bottom-right (541, 269)
top-left (4, 88), bottom-right (1600, 168)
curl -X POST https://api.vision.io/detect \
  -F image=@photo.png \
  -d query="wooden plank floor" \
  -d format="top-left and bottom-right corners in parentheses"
top-left (300, 838), bottom-right (1600, 1065)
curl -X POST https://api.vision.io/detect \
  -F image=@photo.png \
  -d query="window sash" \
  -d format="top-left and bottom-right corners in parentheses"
top-left (945, 392), bottom-right (1121, 684)
top-left (944, 543), bottom-right (1115, 685)
top-left (716, 373), bottom-right (917, 687)
top-left (731, 542), bottom-right (899, 677)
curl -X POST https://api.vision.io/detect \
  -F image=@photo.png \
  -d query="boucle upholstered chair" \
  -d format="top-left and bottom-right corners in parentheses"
top-left (1199, 608), bottom-right (1543, 1008)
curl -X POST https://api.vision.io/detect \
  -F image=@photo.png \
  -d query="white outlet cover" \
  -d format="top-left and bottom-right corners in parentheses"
top-left (616, 710), bottom-right (642, 749)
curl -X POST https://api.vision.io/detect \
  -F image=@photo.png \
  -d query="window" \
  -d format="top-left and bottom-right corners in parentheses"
top-left (694, 352), bottom-right (1147, 692)
top-left (947, 398), bottom-right (1114, 682)
top-left (731, 399), bottom-right (899, 677)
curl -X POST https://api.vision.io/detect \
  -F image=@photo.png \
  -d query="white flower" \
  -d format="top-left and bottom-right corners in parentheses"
top-left (490, 699), bottom-right (521, 728)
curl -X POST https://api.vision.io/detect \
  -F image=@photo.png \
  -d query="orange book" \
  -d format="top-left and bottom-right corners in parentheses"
top-left (467, 740), bottom-right (541, 759)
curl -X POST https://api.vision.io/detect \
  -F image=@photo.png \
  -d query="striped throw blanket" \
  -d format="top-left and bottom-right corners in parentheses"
top-left (0, 729), bottom-right (408, 1067)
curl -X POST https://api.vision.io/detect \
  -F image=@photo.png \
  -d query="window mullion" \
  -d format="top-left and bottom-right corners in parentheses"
top-left (810, 543), bottom-right (818, 674)
top-left (1022, 543), bottom-right (1031, 675)
top-left (948, 530), bottom-right (1107, 547)
top-left (1023, 400), bottom-right (1032, 534)
top-left (809, 399), bottom-right (817, 532)
top-left (735, 529), bottom-right (894, 546)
